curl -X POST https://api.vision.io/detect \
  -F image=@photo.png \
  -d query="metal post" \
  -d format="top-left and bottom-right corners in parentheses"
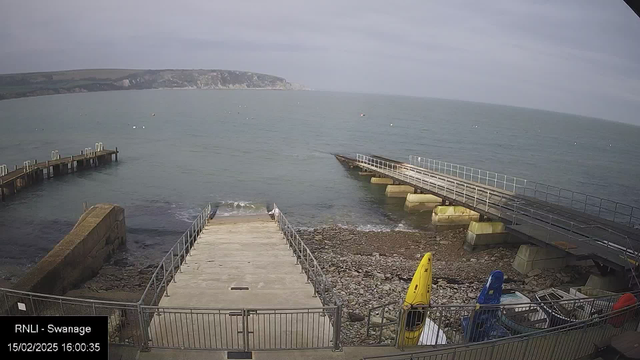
top-left (333, 305), bottom-right (342, 351)
top-left (243, 309), bottom-right (250, 352)
top-left (171, 249), bottom-right (176, 282)
top-left (545, 184), bottom-right (549, 201)
top-left (598, 198), bottom-right (603, 217)
top-left (137, 302), bottom-right (149, 350)
top-left (486, 191), bottom-right (489, 211)
top-left (474, 188), bottom-right (478, 208)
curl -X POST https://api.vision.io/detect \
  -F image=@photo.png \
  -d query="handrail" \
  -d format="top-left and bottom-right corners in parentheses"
top-left (273, 203), bottom-right (340, 307)
top-left (364, 301), bottom-right (640, 359)
top-left (138, 203), bottom-right (211, 306)
top-left (1, 287), bottom-right (138, 307)
top-left (409, 155), bottom-right (640, 228)
top-left (356, 154), bottom-right (640, 266)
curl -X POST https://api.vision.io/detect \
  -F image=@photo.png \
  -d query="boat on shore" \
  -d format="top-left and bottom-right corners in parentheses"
top-left (401, 253), bottom-right (436, 346)
top-left (499, 290), bottom-right (549, 333)
top-left (534, 288), bottom-right (607, 327)
top-left (462, 270), bottom-right (511, 342)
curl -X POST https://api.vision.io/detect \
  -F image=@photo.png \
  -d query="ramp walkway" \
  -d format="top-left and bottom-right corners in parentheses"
top-left (145, 209), bottom-right (336, 351)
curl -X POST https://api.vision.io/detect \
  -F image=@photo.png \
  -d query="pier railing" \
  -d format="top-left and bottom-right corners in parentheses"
top-left (357, 154), bottom-right (640, 266)
top-left (409, 155), bottom-right (640, 228)
top-left (139, 203), bottom-right (211, 306)
top-left (364, 301), bottom-right (640, 360)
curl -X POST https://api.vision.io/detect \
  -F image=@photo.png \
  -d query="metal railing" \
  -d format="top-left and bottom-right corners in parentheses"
top-left (141, 305), bottom-right (339, 351)
top-left (409, 155), bottom-right (640, 228)
top-left (273, 203), bottom-right (341, 308)
top-left (367, 290), bottom-right (637, 349)
top-left (139, 203), bottom-right (211, 306)
top-left (364, 301), bottom-right (640, 360)
top-left (357, 154), bottom-right (640, 266)
top-left (0, 287), bottom-right (145, 347)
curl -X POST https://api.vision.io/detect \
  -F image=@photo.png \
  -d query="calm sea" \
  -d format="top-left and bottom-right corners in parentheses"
top-left (1, 90), bottom-right (639, 281)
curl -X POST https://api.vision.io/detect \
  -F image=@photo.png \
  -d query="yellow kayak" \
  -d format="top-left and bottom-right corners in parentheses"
top-left (401, 252), bottom-right (433, 346)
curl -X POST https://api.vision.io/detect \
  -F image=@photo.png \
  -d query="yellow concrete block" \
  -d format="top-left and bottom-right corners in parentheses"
top-left (371, 177), bottom-right (394, 185)
top-left (406, 194), bottom-right (441, 203)
top-left (431, 206), bottom-right (480, 225)
top-left (385, 185), bottom-right (414, 198)
top-left (468, 221), bottom-right (505, 234)
top-left (404, 194), bottom-right (442, 212)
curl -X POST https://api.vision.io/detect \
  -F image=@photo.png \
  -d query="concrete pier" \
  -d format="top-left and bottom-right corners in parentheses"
top-left (384, 185), bottom-right (414, 198)
top-left (0, 146), bottom-right (118, 202)
top-left (404, 194), bottom-right (441, 212)
top-left (13, 204), bottom-right (126, 295)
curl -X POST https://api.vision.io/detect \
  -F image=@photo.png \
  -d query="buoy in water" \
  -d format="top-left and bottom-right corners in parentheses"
top-left (360, 113), bottom-right (365, 117)
top-left (390, 123), bottom-right (393, 127)
top-left (133, 126), bottom-right (137, 129)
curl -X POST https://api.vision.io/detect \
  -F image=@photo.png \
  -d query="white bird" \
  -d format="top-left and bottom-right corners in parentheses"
top-left (390, 123), bottom-right (393, 127)
top-left (142, 126), bottom-right (145, 129)
top-left (133, 126), bottom-right (137, 129)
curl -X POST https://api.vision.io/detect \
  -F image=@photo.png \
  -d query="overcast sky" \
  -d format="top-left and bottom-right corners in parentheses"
top-left (1, 1), bottom-right (639, 124)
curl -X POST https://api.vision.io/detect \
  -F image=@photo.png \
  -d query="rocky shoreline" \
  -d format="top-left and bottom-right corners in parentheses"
top-left (298, 226), bottom-right (595, 345)
top-left (56, 222), bottom-right (595, 346)
top-left (64, 252), bottom-right (155, 303)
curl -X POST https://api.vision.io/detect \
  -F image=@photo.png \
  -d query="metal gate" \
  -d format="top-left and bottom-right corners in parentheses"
top-left (141, 306), bottom-right (341, 351)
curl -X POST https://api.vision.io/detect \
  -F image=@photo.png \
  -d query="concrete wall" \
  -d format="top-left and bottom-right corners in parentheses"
top-left (13, 203), bottom-right (126, 295)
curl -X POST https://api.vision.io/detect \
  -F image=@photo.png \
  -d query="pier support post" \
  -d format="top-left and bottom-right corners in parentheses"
top-left (511, 245), bottom-right (588, 274)
top-left (371, 177), bottom-right (394, 185)
top-left (115, 147), bottom-right (118, 162)
top-left (385, 185), bottom-right (414, 198)
top-left (432, 206), bottom-right (480, 227)
top-left (463, 221), bottom-right (525, 251)
top-left (404, 194), bottom-right (441, 212)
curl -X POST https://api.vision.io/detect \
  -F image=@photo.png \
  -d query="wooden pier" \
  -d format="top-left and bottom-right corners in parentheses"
top-left (0, 144), bottom-right (118, 202)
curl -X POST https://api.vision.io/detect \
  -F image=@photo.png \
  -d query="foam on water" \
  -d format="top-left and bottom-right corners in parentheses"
top-left (215, 201), bottom-right (268, 216)
top-left (297, 222), bottom-right (419, 232)
top-left (173, 207), bottom-right (202, 222)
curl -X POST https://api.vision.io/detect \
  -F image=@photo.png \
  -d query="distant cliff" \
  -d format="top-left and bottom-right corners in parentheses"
top-left (0, 69), bottom-right (306, 100)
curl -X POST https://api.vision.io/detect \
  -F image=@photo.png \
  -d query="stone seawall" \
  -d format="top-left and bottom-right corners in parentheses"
top-left (13, 203), bottom-right (126, 295)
